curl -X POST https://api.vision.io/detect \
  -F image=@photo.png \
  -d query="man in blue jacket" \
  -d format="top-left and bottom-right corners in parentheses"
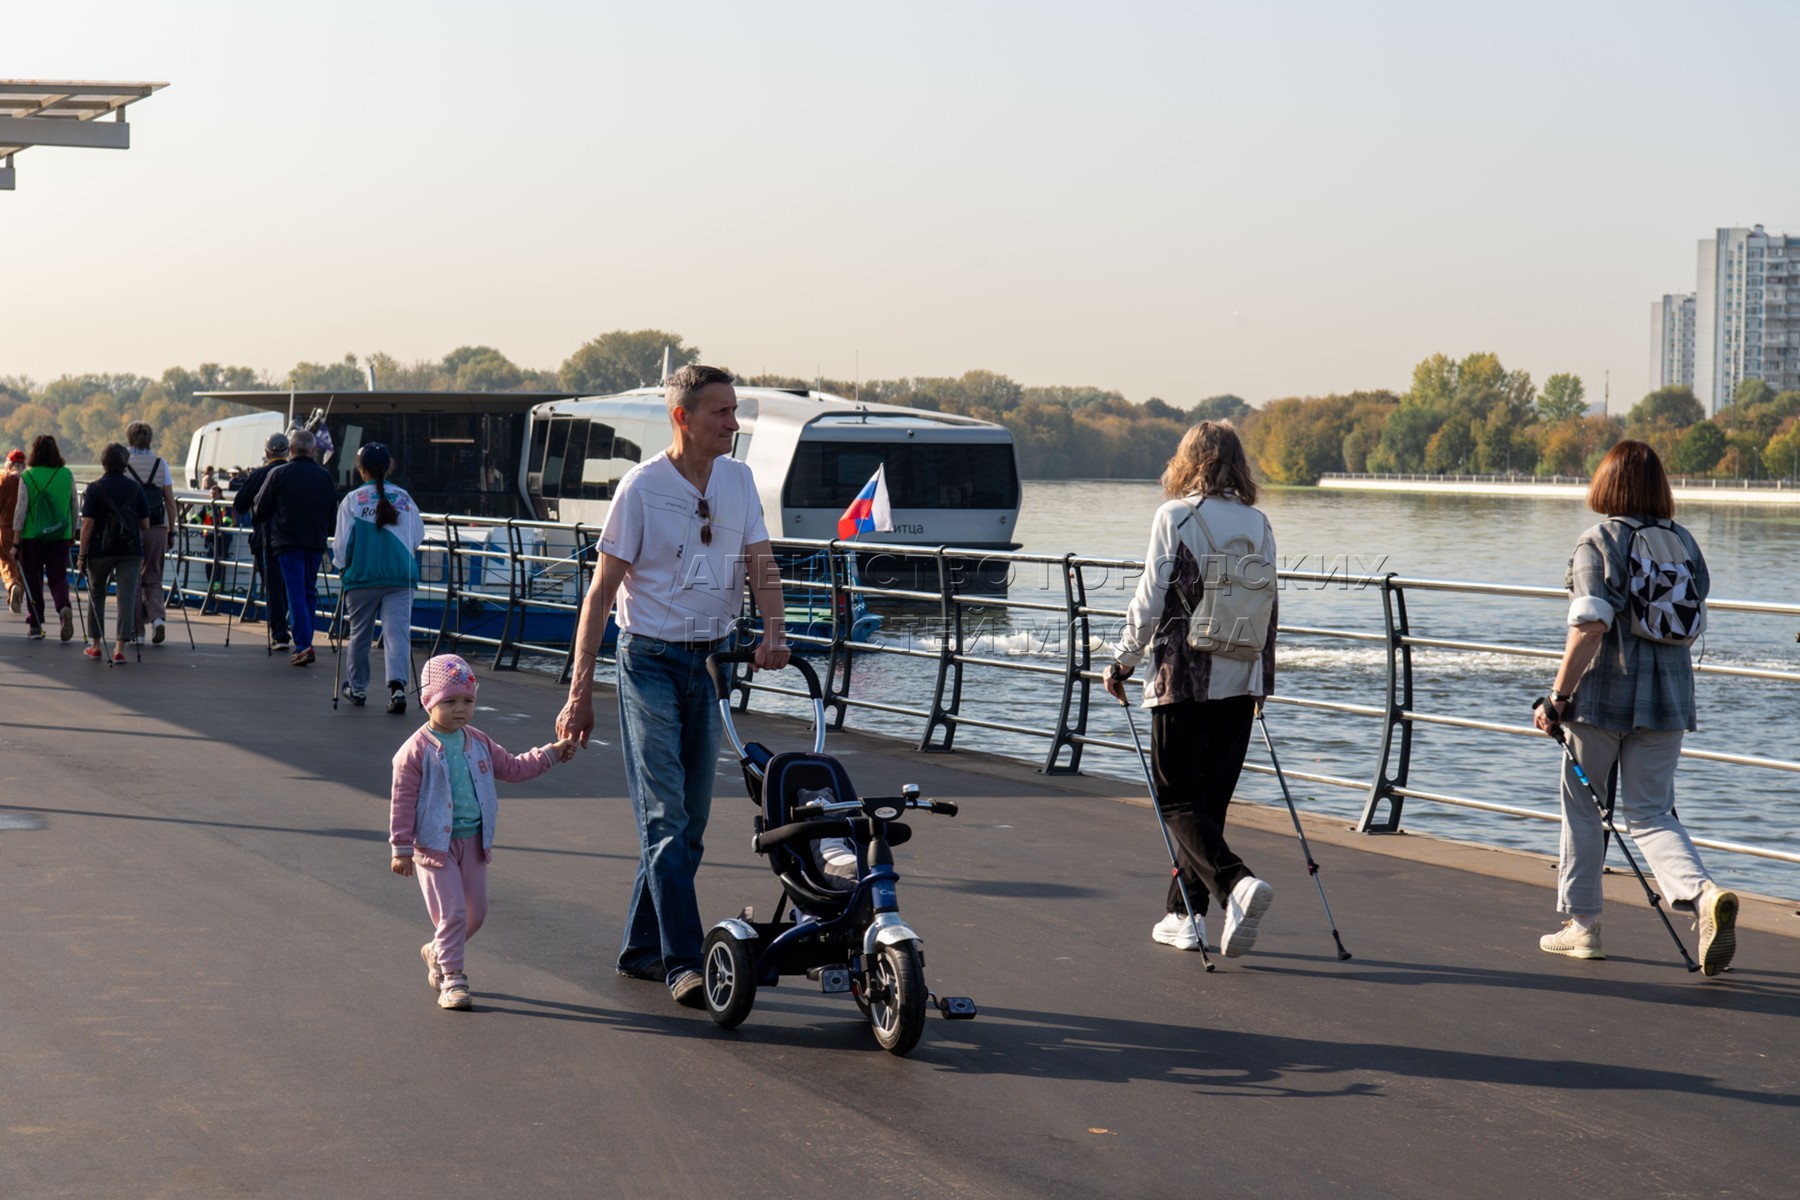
top-left (252, 429), bottom-right (337, 666)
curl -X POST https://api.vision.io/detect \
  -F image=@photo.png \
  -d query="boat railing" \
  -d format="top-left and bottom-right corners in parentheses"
top-left (165, 500), bottom-right (1800, 875)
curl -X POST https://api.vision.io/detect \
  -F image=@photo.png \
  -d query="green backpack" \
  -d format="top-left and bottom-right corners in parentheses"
top-left (23, 467), bottom-right (71, 540)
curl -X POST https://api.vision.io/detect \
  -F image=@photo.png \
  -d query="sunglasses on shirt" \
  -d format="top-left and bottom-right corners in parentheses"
top-left (697, 497), bottom-right (712, 546)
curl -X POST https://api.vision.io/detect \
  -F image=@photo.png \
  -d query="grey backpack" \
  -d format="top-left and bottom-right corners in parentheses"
top-left (1175, 499), bottom-right (1276, 660)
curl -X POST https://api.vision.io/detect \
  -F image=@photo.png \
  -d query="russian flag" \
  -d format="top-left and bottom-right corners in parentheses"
top-left (836, 465), bottom-right (894, 539)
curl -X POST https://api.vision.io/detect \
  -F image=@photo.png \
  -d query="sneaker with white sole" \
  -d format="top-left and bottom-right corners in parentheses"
top-left (421, 942), bottom-right (443, 990)
top-left (342, 682), bottom-right (367, 707)
top-left (669, 969), bottom-right (706, 1009)
top-left (1220, 876), bottom-right (1274, 958)
top-left (438, 973), bottom-right (471, 1010)
top-left (1152, 911), bottom-right (1205, 952)
top-left (1696, 884), bottom-right (1738, 977)
top-left (388, 683), bottom-right (407, 715)
top-left (152, 619), bottom-right (166, 645)
top-left (7, 583), bottom-right (20, 613)
top-left (58, 606), bottom-right (73, 641)
top-left (1539, 920), bottom-right (1604, 959)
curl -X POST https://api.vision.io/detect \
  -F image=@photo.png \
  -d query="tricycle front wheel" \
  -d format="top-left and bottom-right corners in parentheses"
top-left (867, 941), bottom-right (925, 1056)
top-left (703, 927), bottom-right (758, 1029)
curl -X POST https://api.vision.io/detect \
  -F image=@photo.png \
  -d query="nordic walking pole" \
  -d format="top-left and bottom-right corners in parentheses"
top-left (328, 581), bottom-right (347, 709)
top-left (1118, 697), bottom-right (1216, 972)
top-left (1256, 711), bottom-right (1352, 960)
top-left (1534, 698), bottom-right (1699, 973)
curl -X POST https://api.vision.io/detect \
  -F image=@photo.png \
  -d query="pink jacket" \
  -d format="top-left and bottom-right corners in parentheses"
top-left (389, 724), bottom-right (558, 868)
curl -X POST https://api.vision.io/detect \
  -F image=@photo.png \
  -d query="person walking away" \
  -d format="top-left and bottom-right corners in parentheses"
top-left (1103, 421), bottom-right (1280, 958)
top-left (1532, 439), bottom-right (1739, 976)
top-left (252, 429), bottom-right (337, 666)
top-left (390, 655), bottom-right (578, 1009)
top-left (556, 364), bottom-right (790, 1008)
top-left (333, 443), bottom-right (424, 712)
top-left (235, 433), bottom-right (292, 649)
top-left (123, 422), bottom-right (179, 645)
top-left (11, 435), bottom-right (79, 642)
top-left (0, 449), bottom-right (25, 613)
top-left (77, 443), bottom-right (151, 663)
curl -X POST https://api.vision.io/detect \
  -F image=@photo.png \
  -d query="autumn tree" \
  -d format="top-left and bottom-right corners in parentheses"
top-left (1672, 421), bottom-right (1726, 475)
top-left (559, 330), bottom-right (698, 395)
top-left (1537, 373), bottom-right (1587, 423)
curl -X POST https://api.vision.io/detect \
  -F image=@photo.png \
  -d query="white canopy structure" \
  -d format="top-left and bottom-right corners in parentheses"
top-left (0, 79), bottom-right (167, 191)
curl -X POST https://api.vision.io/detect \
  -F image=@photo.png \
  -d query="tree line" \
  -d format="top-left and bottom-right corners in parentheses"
top-left (8, 331), bottom-right (1797, 482)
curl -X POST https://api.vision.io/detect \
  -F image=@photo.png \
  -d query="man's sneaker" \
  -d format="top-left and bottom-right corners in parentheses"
top-left (421, 942), bottom-right (443, 990)
top-left (1539, 920), bottom-right (1605, 959)
top-left (1696, 883), bottom-right (1738, 977)
top-left (272, 639), bottom-right (291, 652)
top-left (1220, 876), bottom-right (1274, 958)
top-left (7, 583), bottom-right (20, 613)
top-left (291, 647), bottom-right (315, 667)
top-left (1152, 911), bottom-right (1205, 952)
top-left (437, 973), bottom-right (471, 1010)
top-left (388, 682), bottom-right (407, 714)
top-left (616, 959), bottom-right (667, 982)
top-left (341, 683), bottom-right (367, 707)
top-left (669, 969), bottom-right (706, 1009)
top-left (57, 607), bottom-right (73, 641)
top-left (152, 619), bottom-right (165, 645)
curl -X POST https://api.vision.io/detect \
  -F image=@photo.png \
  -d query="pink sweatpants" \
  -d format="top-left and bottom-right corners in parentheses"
top-left (416, 835), bottom-right (488, 976)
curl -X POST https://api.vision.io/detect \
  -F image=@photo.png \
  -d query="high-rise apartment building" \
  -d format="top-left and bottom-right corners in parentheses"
top-left (1649, 293), bottom-right (1696, 391)
top-left (1692, 225), bottom-right (1800, 414)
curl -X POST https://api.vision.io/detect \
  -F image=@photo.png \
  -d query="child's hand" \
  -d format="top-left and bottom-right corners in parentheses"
top-left (552, 735), bottom-right (580, 763)
top-left (390, 854), bottom-right (415, 877)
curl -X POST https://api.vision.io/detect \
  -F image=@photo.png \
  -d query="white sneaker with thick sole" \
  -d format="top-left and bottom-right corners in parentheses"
top-left (1220, 876), bottom-right (1274, 958)
top-left (1539, 920), bottom-right (1604, 959)
top-left (421, 942), bottom-right (443, 990)
top-left (1152, 911), bottom-right (1205, 952)
top-left (1696, 884), bottom-right (1738, 977)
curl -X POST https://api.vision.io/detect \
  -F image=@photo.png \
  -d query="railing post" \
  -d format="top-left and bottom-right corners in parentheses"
top-left (429, 517), bottom-right (458, 659)
top-left (559, 522), bottom-right (592, 685)
top-left (489, 520), bottom-right (522, 672)
top-left (1358, 573), bottom-right (1413, 833)
top-left (1043, 554), bottom-right (1088, 774)
top-left (919, 546), bottom-right (961, 753)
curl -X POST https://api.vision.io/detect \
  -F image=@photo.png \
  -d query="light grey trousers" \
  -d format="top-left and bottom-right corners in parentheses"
top-left (344, 586), bottom-right (413, 693)
top-left (1557, 723), bottom-right (1711, 917)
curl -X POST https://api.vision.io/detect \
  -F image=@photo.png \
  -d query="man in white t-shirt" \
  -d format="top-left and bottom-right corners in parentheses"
top-left (558, 364), bottom-right (789, 1009)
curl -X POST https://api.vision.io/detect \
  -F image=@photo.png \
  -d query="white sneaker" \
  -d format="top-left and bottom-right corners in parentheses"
top-left (1539, 920), bottom-right (1604, 960)
top-left (437, 973), bottom-right (471, 1010)
top-left (1220, 876), bottom-right (1274, 958)
top-left (1696, 883), bottom-right (1738, 977)
top-left (1152, 911), bottom-right (1205, 951)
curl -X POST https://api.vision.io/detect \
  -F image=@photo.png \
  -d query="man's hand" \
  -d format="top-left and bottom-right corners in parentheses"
top-left (753, 635), bottom-right (790, 672)
top-left (1102, 662), bottom-right (1132, 704)
top-left (558, 691), bottom-right (595, 749)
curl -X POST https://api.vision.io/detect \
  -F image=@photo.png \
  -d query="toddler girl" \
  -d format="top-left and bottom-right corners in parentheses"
top-left (390, 654), bottom-right (577, 1009)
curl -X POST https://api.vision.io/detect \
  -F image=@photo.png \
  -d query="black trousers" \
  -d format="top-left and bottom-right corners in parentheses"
top-left (1150, 695), bottom-right (1257, 916)
top-left (255, 538), bottom-right (290, 640)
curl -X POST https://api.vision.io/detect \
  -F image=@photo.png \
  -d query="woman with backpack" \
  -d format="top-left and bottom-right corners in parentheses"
top-left (10, 434), bottom-right (79, 641)
top-left (1532, 439), bottom-right (1739, 976)
top-left (332, 443), bottom-right (424, 713)
top-left (77, 443), bottom-right (151, 663)
top-left (125, 421), bottom-right (179, 646)
top-left (1102, 421), bottom-right (1279, 960)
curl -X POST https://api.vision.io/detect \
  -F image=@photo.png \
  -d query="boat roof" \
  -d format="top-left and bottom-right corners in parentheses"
top-left (197, 390), bottom-right (579, 415)
top-left (565, 386), bottom-right (1001, 429)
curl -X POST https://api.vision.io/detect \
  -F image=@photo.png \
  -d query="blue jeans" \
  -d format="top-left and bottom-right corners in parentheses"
top-left (615, 633), bottom-right (723, 984)
top-left (276, 549), bottom-right (322, 652)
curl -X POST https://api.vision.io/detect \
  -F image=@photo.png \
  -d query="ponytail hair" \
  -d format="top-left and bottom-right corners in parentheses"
top-left (373, 468), bottom-right (399, 528)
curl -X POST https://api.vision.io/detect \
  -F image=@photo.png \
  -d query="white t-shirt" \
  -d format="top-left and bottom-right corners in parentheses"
top-left (599, 452), bottom-right (769, 642)
top-left (125, 447), bottom-right (174, 490)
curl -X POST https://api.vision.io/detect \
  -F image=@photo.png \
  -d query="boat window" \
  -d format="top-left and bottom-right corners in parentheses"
top-left (579, 422), bottom-right (616, 499)
top-left (323, 412), bottom-right (528, 518)
top-left (560, 418), bottom-right (590, 497)
top-left (781, 441), bottom-right (1019, 509)
top-left (539, 417), bottom-right (571, 499)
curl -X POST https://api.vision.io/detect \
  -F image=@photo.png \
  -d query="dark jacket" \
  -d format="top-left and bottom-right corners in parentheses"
top-left (235, 459), bottom-right (284, 543)
top-left (252, 457), bottom-right (336, 554)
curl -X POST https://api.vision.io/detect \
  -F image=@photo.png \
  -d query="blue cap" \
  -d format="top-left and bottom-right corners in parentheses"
top-left (357, 442), bottom-right (392, 474)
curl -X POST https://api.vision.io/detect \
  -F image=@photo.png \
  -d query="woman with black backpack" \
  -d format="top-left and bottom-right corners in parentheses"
top-left (10, 434), bottom-right (79, 642)
top-left (77, 443), bottom-right (152, 664)
top-left (1532, 439), bottom-right (1738, 976)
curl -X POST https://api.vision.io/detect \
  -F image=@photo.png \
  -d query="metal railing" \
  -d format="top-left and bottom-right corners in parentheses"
top-left (166, 497), bottom-right (1800, 873)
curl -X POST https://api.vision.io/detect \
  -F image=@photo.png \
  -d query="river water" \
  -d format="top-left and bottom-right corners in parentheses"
top-left (758, 481), bottom-right (1799, 902)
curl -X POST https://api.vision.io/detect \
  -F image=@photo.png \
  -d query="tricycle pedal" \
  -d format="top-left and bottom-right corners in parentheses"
top-left (934, 994), bottom-right (977, 1019)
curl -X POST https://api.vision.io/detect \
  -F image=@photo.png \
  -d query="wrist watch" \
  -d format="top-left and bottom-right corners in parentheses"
top-left (1549, 686), bottom-right (1572, 704)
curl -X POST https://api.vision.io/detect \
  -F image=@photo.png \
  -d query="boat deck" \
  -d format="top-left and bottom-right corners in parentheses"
top-left (2, 614), bottom-right (1796, 1199)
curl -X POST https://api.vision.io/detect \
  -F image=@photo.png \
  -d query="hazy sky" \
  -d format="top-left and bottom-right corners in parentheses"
top-left (8, 1), bottom-right (1800, 411)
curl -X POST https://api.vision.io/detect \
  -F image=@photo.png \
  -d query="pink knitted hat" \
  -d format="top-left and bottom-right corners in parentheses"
top-left (420, 654), bottom-right (478, 711)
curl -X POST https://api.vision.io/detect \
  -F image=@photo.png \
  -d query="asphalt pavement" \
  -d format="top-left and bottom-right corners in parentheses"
top-left (2, 614), bottom-right (1797, 1199)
